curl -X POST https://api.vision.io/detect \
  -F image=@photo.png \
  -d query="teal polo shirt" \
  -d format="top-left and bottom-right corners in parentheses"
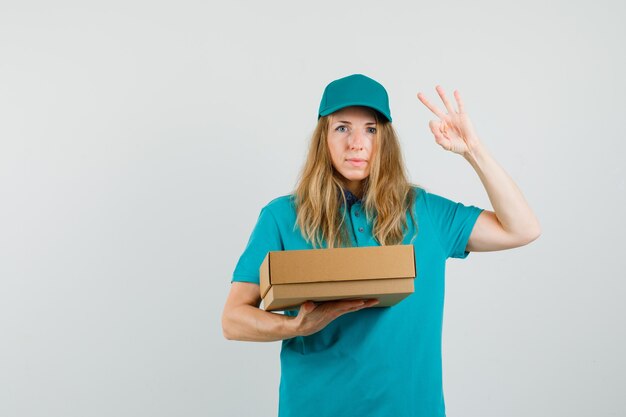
top-left (231, 186), bottom-right (484, 417)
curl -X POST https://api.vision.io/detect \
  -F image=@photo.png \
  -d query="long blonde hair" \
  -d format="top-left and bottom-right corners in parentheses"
top-left (294, 110), bottom-right (417, 248)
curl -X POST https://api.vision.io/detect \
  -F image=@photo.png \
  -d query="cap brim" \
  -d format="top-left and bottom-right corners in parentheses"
top-left (319, 101), bottom-right (392, 122)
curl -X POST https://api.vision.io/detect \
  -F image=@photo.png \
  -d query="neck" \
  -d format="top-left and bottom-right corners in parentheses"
top-left (344, 180), bottom-right (363, 198)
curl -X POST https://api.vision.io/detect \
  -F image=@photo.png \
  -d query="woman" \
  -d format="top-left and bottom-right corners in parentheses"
top-left (222, 74), bottom-right (540, 417)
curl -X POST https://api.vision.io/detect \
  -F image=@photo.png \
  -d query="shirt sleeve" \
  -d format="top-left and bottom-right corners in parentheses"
top-left (231, 205), bottom-right (284, 284)
top-left (423, 191), bottom-right (484, 259)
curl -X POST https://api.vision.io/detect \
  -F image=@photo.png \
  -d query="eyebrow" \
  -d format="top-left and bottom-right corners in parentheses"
top-left (333, 120), bottom-right (377, 125)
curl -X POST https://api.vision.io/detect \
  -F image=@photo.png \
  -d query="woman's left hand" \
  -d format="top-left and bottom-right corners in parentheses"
top-left (417, 86), bottom-right (481, 157)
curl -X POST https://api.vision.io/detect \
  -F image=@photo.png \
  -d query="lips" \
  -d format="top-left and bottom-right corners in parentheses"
top-left (346, 158), bottom-right (367, 167)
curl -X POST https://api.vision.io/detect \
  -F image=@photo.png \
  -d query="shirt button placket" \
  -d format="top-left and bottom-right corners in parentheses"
top-left (351, 204), bottom-right (365, 246)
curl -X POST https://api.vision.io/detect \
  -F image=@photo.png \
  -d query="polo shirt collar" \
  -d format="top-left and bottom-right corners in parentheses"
top-left (341, 188), bottom-right (361, 209)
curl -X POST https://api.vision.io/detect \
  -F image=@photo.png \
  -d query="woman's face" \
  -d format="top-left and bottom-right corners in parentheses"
top-left (327, 106), bottom-right (377, 195)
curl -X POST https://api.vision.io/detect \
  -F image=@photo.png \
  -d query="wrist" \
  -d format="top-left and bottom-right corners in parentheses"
top-left (464, 140), bottom-right (488, 165)
top-left (282, 314), bottom-right (301, 338)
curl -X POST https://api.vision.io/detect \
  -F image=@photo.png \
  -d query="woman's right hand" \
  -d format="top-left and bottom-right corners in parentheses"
top-left (222, 282), bottom-right (379, 341)
top-left (292, 299), bottom-right (379, 337)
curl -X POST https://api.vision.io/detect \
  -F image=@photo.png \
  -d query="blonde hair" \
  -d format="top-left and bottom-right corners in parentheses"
top-left (294, 110), bottom-right (417, 248)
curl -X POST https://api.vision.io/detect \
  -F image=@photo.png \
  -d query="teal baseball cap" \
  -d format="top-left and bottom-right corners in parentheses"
top-left (318, 74), bottom-right (392, 122)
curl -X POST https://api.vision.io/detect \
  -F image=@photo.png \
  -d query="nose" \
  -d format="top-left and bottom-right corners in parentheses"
top-left (348, 130), bottom-right (365, 150)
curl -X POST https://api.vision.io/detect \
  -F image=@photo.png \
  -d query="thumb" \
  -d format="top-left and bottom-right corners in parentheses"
top-left (430, 119), bottom-right (451, 138)
top-left (300, 301), bottom-right (317, 314)
top-left (428, 119), bottom-right (441, 131)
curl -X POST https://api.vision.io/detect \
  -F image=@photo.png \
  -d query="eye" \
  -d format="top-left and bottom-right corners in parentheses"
top-left (335, 126), bottom-right (348, 132)
top-left (368, 127), bottom-right (377, 134)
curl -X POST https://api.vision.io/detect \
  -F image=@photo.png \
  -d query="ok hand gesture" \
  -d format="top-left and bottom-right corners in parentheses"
top-left (417, 86), bottom-right (482, 157)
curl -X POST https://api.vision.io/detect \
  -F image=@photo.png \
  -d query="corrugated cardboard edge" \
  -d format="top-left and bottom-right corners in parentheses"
top-left (259, 253), bottom-right (271, 299)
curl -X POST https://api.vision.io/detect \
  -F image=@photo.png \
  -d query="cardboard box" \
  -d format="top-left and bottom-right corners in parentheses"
top-left (259, 245), bottom-right (416, 311)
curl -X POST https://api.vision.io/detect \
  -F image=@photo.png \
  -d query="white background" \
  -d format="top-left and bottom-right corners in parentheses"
top-left (1, 0), bottom-right (625, 416)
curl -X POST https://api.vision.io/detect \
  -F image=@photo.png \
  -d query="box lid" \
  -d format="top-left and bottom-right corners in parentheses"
top-left (266, 244), bottom-right (415, 286)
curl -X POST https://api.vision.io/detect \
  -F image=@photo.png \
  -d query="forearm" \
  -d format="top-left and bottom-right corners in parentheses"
top-left (222, 304), bottom-right (299, 342)
top-left (464, 142), bottom-right (541, 238)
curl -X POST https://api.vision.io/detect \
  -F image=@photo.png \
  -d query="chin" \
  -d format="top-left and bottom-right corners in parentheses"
top-left (339, 171), bottom-right (369, 182)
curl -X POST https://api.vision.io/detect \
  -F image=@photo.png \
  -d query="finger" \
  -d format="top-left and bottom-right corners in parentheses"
top-left (435, 85), bottom-right (457, 115)
top-left (345, 299), bottom-right (379, 313)
top-left (340, 303), bottom-right (370, 315)
top-left (429, 119), bottom-right (448, 138)
top-left (333, 300), bottom-right (371, 314)
top-left (435, 136), bottom-right (453, 152)
top-left (337, 299), bottom-right (367, 310)
top-left (429, 119), bottom-right (453, 140)
top-left (429, 120), bottom-right (452, 151)
top-left (299, 301), bottom-right (317, 315)
top-left (417, 92), bottom-right (447, 120)
top-left (314, 299), bottom-right (361, 311)
top-left (362, 299), bottom-right (380, 308)
top-left (454, 90), bottom-right (465, 113)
